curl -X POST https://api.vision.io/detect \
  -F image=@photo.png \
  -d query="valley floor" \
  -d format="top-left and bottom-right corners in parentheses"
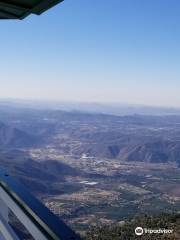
top-left (29, 147), bottom-right (180, 234)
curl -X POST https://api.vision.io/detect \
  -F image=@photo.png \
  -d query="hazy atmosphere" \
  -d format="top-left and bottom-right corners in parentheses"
top-left (1, 0), bottom-right (180, 107)
top-left (1, 1), bottom-right (180, 239)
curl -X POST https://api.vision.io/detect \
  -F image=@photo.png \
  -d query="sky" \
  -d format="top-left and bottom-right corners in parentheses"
top-left (0, 0), bottom-right (180, 107)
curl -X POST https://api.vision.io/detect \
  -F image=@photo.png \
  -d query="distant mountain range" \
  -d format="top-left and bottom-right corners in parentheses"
top-left (71, 139), bottom-right (180, 165)
top-left (1, 99), bottom-right (180, 116)
top-left (0, 105), bottom-right (180, 177)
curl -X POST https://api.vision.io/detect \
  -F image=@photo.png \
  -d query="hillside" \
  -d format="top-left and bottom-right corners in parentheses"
top-left (0, 121), bottom-right (38, 148)
top-left (85, 213), bottom-right (180, 240)
top-left (0, 108), bottom-right (179, 233)
top-left (1, 109), bottom-right (180, 167)
top-left (0, 150), bottom-right (80, 195)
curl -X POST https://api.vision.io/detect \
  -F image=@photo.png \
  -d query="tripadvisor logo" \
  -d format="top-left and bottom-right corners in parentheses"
top-left (135, 226), bottom-right (173, 236)
top-left (135, 227), bottom-right (143, 236)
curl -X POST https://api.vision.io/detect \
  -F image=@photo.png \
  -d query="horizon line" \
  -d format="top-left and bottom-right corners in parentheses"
top-left (0, 97), bottom-right (180, 110)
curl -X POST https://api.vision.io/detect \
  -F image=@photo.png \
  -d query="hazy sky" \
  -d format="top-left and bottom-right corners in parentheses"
top-left (0, 0), bottom-right (180, 107)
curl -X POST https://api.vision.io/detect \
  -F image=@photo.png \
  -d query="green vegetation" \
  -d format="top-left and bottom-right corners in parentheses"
top-left (85, 213), bottom-right (180, 240)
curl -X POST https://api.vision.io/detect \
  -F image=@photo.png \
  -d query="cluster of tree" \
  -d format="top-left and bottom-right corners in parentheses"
top-left (85, 213), bottom-right (180, 240)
